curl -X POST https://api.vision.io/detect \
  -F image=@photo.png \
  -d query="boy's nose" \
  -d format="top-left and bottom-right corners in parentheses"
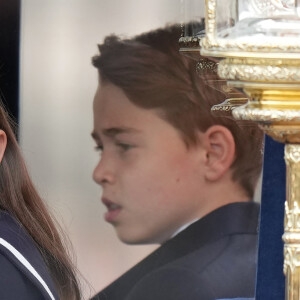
top-left (93, 159), bottom-right (114, 185)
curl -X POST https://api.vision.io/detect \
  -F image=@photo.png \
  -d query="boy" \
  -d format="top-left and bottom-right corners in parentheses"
top-left (90, 24), bottom-right (263, 300)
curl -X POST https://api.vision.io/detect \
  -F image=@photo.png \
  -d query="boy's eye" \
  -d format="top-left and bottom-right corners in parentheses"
top-left (116, 143), bottom-right (133, 151)
top-left (94, 144), bottom-right (103, 152)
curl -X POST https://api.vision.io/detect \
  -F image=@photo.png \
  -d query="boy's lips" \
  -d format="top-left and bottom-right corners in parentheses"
top-left (102, 197), bottom-right (122, 223)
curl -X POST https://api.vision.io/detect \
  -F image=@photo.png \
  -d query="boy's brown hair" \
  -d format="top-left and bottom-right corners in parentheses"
top-left (92, 24), bottom-right (263, 198)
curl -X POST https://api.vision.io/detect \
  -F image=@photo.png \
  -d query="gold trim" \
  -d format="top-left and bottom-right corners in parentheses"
top-left (283, 246), bottom-right (300, 275)
top-left (233, 105), bottom-right (300, 123)
top-left (284, 201), bottom-right (300, 234)
top-left (211, 98), bottom-right (248, 111)
top-left (201, 40), bottom-right (300, 59)
top-left (178, 36), bottom-right (200, 49)
top-left (218, 60), bottom-right (300, 83)
top-left (283, 145), bottom-right (300, 299)
top-left (227, 81), bottom-right (300, 90)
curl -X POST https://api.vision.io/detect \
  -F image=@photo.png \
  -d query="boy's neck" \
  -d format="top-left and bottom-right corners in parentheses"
top-left (201, 175), bottom-right (251, 219)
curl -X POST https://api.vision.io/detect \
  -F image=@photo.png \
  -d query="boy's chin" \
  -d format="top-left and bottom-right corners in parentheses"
top-left (116, 230), bottom-right (161, 245)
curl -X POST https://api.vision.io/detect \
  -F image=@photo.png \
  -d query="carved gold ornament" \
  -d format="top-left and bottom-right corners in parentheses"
top-left (218, 60), bottom-right (300, 83)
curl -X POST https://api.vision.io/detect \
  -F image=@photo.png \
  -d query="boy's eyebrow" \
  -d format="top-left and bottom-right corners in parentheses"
top-left (91, 131), bottom-right (100, 141)
top-left (91, 127), bottom-right (141, 140)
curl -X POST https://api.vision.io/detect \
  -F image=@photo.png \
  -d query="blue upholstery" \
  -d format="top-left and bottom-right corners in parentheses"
top-left (217, 136), bottom-right (286, 300)
top-left (255, 136), bottom-right (285, 300)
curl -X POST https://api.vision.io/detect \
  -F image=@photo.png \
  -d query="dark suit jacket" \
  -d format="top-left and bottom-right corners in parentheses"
top-left (0, 211), bottom-right (59, 300)
top-left (92, 202), bottom-right (260, 300)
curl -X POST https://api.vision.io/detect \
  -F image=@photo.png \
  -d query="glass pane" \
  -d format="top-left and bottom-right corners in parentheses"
top-left (215, 0), bottom-right (238, 32)
top-left (181, 0), bottom-right (205, 37)
top-left (216, 0), bottom-right (300, 43)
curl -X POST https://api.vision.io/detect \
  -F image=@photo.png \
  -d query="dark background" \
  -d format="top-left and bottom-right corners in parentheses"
top-left (0, 0), bottom-right (21, 122)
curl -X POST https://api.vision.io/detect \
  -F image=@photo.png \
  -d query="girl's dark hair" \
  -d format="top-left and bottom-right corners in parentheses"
top-left (0, 103), bottom-right (81, 299)
top-left (92, 23), bottom-right (263, 199)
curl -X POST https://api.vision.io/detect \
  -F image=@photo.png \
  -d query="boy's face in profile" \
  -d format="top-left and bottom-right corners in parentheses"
top-left (92, 82), bottom-right (208, 245)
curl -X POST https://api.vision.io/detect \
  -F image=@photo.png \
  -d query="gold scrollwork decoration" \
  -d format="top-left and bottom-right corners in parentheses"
top-left (201, 0), bottom-right (217, 49)
top-left (211, 98), bottom-right (248, 112)
top-left (202, 38), bottom-right (300, 56)
top-left (283, 246), bottom-right (300, 275)
top-left (285, 145), bottom-right (300, 164)
top-left (218, 62), bottom-right (300, 83)
top-left (205, 0), bottom-right (216, 37)
top-left (285, 201), bottom-right (300, 231)
top-left (211, 105), bottom-right (234, 112)
top-left (233, 105), bottom-right (300, 123)
top-left (178, 36), bottom-right (200, 49)
top-left (223, 58), bottom-right (300, 66)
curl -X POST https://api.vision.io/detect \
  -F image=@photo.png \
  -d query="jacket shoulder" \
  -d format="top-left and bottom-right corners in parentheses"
top-left (125, 233), bottom-right (257, 300)
top-left (0, 211), bottom-right (58, 300)
top-left (0, 251), bottom-right (44, 299)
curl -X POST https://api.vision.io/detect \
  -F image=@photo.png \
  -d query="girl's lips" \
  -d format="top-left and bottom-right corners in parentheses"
top-left (102, 198), bottom-right (122, 223)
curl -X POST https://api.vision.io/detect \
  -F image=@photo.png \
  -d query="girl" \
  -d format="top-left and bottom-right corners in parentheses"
top-left (0, 102), bottom-right (81, 299)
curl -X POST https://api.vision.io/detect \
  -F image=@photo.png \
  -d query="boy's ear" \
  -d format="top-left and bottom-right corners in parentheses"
top-left (0, 130), bottom-right (7, 164)
top-left (203, 125), bottom-right (235, 181)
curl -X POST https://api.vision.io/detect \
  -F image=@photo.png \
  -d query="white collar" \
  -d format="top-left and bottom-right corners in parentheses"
top-left (169, 218), bottom-right (200, 240)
